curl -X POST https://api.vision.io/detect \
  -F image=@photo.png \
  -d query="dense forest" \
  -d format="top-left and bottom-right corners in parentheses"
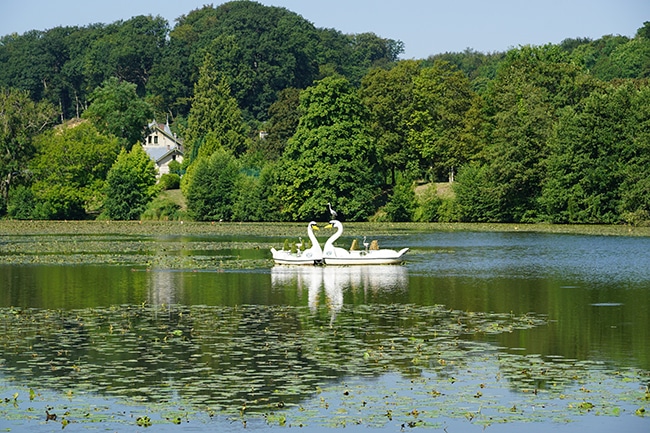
top-left (1, 1), bottom-right (649, 224)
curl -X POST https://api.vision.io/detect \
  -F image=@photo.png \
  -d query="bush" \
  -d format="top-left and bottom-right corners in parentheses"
top-left (383, 179), bottom-right (416, 222)
top-left (186, 150), bottom-right (240, 221)
top-left (414, 184), bottom-right (442, 222)
top-left (31, 183), bottom-right (87, 220)
top-left (168, 160), bottom-right (182, 176)
top-left (437, 198), bottom-right (462, 222)
top-left (159, 173), bottom-right (181, 190)
top-left (141, 197), bottom-right (183, 221)
top-left (621, 210), bottom-right (650, 227)
top-left (6, 185), bottom-right (36, 219)
top-left (104, 146), bottom-right (157, 220)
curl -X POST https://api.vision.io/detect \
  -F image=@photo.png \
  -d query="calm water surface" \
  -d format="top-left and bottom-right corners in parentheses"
top-left (1, 228), bottom-right (649, 432)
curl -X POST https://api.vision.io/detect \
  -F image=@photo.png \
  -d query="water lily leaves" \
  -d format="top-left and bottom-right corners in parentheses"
top-left (0, 303), bottom-right (648, 430)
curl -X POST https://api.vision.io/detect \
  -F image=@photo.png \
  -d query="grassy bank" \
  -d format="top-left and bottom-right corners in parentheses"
top-left (1, 219), bottom-right (649, 237)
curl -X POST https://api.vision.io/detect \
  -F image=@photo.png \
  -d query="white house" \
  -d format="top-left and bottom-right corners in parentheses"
top-left (142, 120), bottom-right (184, 176)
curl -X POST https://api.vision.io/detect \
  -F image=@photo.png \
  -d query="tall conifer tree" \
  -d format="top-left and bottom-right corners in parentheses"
top-left (185, 52), bottom-right (249, 162)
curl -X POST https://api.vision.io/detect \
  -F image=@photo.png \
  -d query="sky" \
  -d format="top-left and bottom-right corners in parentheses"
top-left (1, 0), bottom-right (648, 59)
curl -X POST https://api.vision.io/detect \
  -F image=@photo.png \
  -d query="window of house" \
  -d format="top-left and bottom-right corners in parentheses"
top-left (154, 136), bottom-right (158, 144)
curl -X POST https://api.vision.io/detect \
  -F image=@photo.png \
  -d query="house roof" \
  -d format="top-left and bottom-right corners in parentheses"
top-left (156, 147), bottom-right (183, 164)
top-left (147, 119), bottom-right (184, 145)
top-left (143, 146), bottom-right (170, 162)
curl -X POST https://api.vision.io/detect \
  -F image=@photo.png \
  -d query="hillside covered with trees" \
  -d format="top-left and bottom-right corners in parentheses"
top-left (1, 1), bottom-right (649, 224)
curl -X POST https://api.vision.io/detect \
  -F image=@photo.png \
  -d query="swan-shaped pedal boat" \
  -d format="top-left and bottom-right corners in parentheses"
top-left (271, 221), bottom-right (324, 265)
top-left (322, 220), bottom-right (409, 265)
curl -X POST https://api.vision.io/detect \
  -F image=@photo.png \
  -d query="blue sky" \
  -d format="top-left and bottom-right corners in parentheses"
top-left (1, 0), bottom-right (647, 59)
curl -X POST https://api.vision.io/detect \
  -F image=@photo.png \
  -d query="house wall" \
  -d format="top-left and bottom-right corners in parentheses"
top-left (142, 123), bottom-right (184, 178)
top-left (144, 128), bottom-right (177, 149)
top-left (157, 152), bottom-right (184, 176)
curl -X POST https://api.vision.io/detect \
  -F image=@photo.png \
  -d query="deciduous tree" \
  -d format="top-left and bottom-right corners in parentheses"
top-left (360, 60), bottom-right (421, 184)
top-left (0, 88), bottom-right (56, 214)
top-left (103, 145), bottom-right (157, 220)
top-left (186, 149), bottom-right (241, 221)
top-left (82, 77), bottom-right (153, 148)
top-left (408, 61), bottom-right (475, 182)
top-left (275, 76), bottom-right (381, 221)
top-left (30, 121), bottom-right (120, 219)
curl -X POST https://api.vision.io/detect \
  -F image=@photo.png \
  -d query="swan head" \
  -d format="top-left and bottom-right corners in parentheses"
top-left (324, 220), bottom-right (341, 231)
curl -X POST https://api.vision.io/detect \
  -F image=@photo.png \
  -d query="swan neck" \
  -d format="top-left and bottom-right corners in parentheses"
top-left (308, 224), bottom-right (322, 253)
top-left (324, 221), bottom-right (343, 249)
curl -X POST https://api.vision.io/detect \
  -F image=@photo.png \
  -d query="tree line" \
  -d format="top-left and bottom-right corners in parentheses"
top-left (1, 1), bottom-right (649, 224)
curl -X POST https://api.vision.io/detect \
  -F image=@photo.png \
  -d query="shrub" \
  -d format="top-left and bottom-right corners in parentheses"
top-left (104, 146), bottom-right (157, 220)
top-left (186, 150), bottom-right (240, 221)
top-left (384, 179), bottom-right (416, 222)
top-left (168, 160), bottom-right (182, 176)
top-left (159, 173), bottom-right (181, 190)
top-left (6, 185), bottom-right (36, 219)
top-left (414, 184), bottom-right (442, 222)
top-left (141, 197), bottom-right (183, 221)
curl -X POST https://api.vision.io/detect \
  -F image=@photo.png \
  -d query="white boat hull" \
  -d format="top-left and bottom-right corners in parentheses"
top-left (271, 248), bottom-right (324, 266)
top-left (323, 248), bottom-right (409, 265)
top-left (270, 219), bottom-right (409, 266)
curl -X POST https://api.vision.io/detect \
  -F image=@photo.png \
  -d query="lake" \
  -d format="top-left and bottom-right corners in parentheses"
top-left (0, 221), bottom-right (649, 432)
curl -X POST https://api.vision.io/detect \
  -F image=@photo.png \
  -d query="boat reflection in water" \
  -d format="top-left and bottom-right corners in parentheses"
top-left (271, 265), bottom-right (408, 325)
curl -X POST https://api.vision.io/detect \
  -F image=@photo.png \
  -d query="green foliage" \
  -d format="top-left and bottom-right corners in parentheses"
top-left (456, 45), bottom-right (597, 223)
top-left (437, 198), bottom-right (462, 223)
top-left (383, 179), bottom-right (416, 222)
top-left (6, 185), bottom-right (36, 219)
top-left (275, 76), bottom-right (381, 221)
top-left (186, 150), bottom-right (241, 221)
top-left (29, 121), bottom-right (120, 219)
top-left (360, 60), bottom-right (421, 184)
top-left (454, 163), bottom-right (501, 222)
top-left (539, 83), bottom-right (644, 224)
top-left (0, 88), bottom-right (57, 214)
top-left (185, 52), bottom-right (249, 161)
top-left (413, 184), bottom-right (443, 222)
top-left (2, 13), bottom-right (650, 224)
top-left (173, 2), bottom-right (320, 120)
top-left (408, 61), bottom-right (476, 181)
top-left (82, 77), bottom-right (153, 148)
top-left (141, 196), bottom-right (183, 221)
top-left (619, 85), bottom-right (650, 225)
top-left (231, 174), bottom-right (272, 222)
top-left (568, 32), bottom-right (650, 81)
top-left (264, 87), bottom-right (301, 160)
top-left (104, 146), bottom-right (157, 220)
top-left (158, 173), bottom-right (181, 190)
top-left (0, 12), bottom-right (394, 125)
top-left (31, 183), bottom-right (87, 220)
top-left (167, 160), bottom-right (182, 176)
top-left (83, 15), bottom-right (168, 95)
top-left (428, 49), bottom-right (505, 88)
